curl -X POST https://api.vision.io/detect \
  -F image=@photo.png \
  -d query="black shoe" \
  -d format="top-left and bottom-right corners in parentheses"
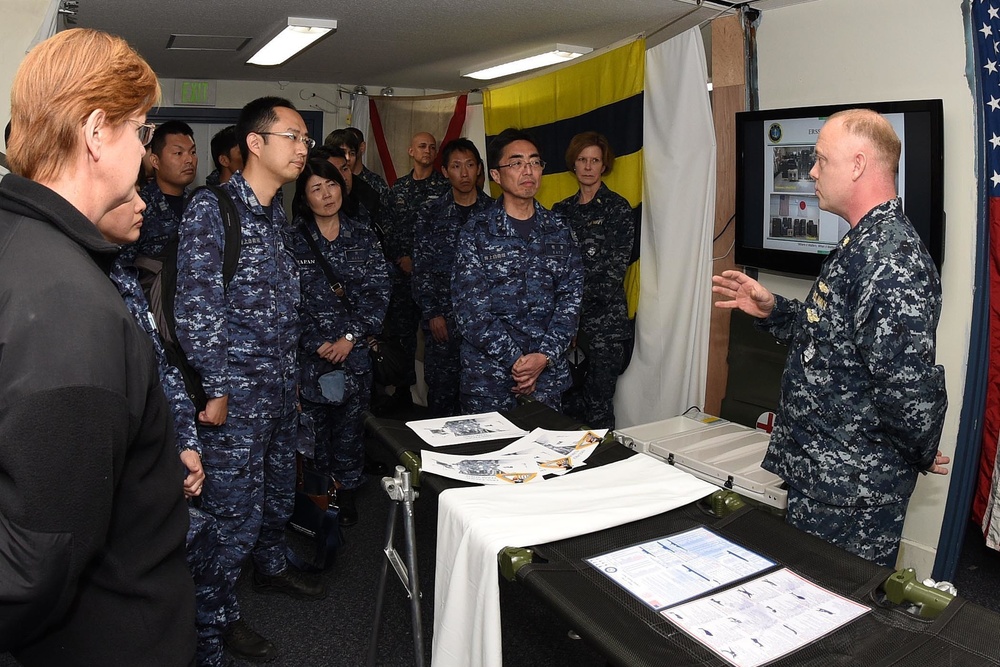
top-left (253, 566), bottom-right (328, 600)
top-left (222, 618), bottom-right (276, 663)
top-left (337, 488), bottom-right (358, 527)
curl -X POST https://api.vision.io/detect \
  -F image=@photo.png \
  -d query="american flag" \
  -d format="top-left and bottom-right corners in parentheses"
top-left (973, 0), bottom-right (1000, 547)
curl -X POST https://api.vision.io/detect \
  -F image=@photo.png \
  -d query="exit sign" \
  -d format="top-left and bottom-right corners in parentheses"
top-left (174, 80), bottom-right (216, 107)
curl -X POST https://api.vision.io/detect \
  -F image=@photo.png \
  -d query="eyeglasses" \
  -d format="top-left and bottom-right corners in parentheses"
top-left (257, 131), bottom-right (316, 149)
top-left (497, 158), bottom-right (545, 171)
top-left (129, 120), bottom-right (156, 146)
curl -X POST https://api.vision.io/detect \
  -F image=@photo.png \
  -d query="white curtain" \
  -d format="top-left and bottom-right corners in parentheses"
top-left (614, 28), bottom-right (717, 427)
top-left (349, 93), bottom-right (374, 168)
top-left (367, 95), bottom-right (464, 185)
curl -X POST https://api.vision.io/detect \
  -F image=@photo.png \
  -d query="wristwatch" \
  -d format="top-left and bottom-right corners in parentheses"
top-left (345, 333), bottom-right (356, 343)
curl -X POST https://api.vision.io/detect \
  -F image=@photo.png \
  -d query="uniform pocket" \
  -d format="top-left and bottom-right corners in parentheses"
top-left (200, 443), bottom-right (252, 519)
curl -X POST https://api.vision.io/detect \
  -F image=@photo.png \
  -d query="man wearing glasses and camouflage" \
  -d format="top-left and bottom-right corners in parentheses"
top-left (174, 96), bottom-right (326, 662)
top-left (0, 29), bottom-right (195, 665)
top-left (452, 128), bottom-right (583, 414)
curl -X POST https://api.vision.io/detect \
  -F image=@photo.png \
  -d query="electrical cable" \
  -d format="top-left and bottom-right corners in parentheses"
top-left (714, 213), bottom-right (736, 242)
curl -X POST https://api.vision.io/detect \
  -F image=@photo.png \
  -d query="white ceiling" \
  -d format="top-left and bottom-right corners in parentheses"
top-left (66, 0), bottom-right (816, 93)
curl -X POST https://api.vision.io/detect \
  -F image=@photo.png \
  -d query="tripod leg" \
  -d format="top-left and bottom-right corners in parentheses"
top-left (402, 495), bottom-right (424, 667)
top-left (366, 502), bottom-right (399, 667)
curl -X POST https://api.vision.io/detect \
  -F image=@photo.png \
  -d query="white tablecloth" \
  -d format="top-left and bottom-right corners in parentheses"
top-left (431, 453), bottom-right (718, 667)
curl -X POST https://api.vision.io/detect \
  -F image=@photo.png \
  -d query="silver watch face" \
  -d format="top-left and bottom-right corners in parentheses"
top-left (345, 333), bottom-right (355, 342)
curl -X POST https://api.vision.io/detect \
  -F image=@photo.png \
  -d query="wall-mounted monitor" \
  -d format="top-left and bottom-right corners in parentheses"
top-left (734, 99), bottom-right (944, 277)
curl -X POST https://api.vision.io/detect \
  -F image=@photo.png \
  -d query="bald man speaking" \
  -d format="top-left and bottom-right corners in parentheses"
top-left (712, 109), bottom-right (948, 567)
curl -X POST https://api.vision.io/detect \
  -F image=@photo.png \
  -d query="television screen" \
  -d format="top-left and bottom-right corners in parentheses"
top-left (734, 99), bottom-right (944, 277)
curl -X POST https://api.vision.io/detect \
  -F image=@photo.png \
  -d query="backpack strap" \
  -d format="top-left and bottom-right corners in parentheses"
top-left (193, 184), bottom-right (242, 290)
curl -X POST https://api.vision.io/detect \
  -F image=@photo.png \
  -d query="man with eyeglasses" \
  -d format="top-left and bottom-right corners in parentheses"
top-left (174, 96), bottom-right (326, 663)
top-left (0, 29), bottom-right (195, 665)
top-left (452, 128), bottom-right (583, 414)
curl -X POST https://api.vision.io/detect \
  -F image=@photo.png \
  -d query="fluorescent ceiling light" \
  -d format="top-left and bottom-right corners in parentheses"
top-left (461, 44), bottom-right (593, 81)
top-left (247, 17), bottom-right (337, 67)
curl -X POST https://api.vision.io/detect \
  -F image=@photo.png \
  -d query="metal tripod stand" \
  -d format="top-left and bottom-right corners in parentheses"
top-left (367, 465), bottom-right (424, 666)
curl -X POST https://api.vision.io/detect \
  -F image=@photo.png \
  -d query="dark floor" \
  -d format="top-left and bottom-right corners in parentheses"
top-left (230, 397), bottom-right (607, 666)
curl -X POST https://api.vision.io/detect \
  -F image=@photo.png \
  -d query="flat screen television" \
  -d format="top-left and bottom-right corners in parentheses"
top-left (734, 99), bottom-right (945, 277)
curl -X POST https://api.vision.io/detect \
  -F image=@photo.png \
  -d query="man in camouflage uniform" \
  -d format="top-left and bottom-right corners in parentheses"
top-left (207, 124), bottom-right (243, 186)
top-left (133, 120), bottom-right (198, 263)
top-left (102, 193), bottom-right (231, 667)
top-left (323, 129), bottom-right (385, 222)
top-left (553, 133), bottom-right (635, 429)
top-left (346, 126), bottom-right (390, 199)
top-left (452, 128), bottom-right (583, 413)
top-left (174, 97), bottom-right (325, 663)
top-left (413, 138), bottom-right (492, 417)
top-left (712, 109), bottom-right (949, 567)
top-left (383, 131), bottom-right (450, 402)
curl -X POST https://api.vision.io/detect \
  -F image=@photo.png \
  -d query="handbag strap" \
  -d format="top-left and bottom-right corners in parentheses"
top-left (301, 221), bottom-right (354, 315)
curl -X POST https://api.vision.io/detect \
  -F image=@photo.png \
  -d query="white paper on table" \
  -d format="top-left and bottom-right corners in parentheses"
top-left (505, 428), bottom-right (607, 474)
top-left (586, 526), bottom-right (776, 611)
top-left (405, 412), bottom-right (527, 447)
top-left (420, 451), bottom-right (545, 485)
top-left (661, 568), bottom-right (870, 667)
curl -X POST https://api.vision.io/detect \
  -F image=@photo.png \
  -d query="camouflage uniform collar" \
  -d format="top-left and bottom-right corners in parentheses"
top-left (140, 179), bottom-right (189, 216)
top-left (444, 187), bottom-right (490, 212)
top-left (491, 196), bottom-right (556, 237)
top-left (838, 197), bottom-right (902, 250)
top-left (573, 181), bottom-right (611, 206)
top-left (226, 171), bottom-right (265, 212)
top-left (140, 178), bottom-right (190, 201)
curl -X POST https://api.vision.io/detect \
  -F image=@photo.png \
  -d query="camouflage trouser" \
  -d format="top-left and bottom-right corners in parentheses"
top-left (422, 320), bottom-right (462, 418)
top-left (197, 411), bottom-right (298, 621)
top-left (561, 336), bottom-right (625, 430)
top-left (301, 371), bottom-right (373, 491)
top-left (460, 386), bottom-right (562, 415)
top-left (786, 488), bottom-right (906, 567)
top-left (186, 506), bottom-right (232, 667)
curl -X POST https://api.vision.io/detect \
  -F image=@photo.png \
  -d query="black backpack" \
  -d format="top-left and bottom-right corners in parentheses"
top-left (138, 184), bottom-right (241, 412)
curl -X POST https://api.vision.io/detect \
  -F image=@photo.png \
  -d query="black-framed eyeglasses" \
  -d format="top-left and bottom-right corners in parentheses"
top-left (497, 158), bottom-right (545, 171)
top-left (128, 120), bottom-right (156, 146)
top-left (257, 131), bottom-right (316, 149)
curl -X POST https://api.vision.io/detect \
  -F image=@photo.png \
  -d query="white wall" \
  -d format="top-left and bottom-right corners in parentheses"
top-left (756, 0), bottom-right (975, 575)
top-left (1, 0), bottom-right (51, 150)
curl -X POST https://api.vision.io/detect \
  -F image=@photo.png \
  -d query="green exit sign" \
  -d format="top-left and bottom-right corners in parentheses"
top-left (174, 80), bottom-right (216, 107)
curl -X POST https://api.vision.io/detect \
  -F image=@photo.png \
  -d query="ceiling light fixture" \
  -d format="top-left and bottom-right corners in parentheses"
top-left (247, 17), bottom-right (337, 67)
top-left (461, 44), bottom-right (593, 81)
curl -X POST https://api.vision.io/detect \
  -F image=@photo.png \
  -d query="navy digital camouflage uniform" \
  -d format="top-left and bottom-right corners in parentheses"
top-left (283, 214), bottom-right (389, 490)
top-left (174, 172), bottom-right (301, 624)
top-left (452, 197), bottom-right (583, 413)
top-left (109, 257), bottom-right (231, 667)
top-left (135, 178), bottom-right (187, 260)
top-left (756, 198), bottom-right (947, 567)
top-left (383, 170), bottom-right (450, 387)
top-left (552, 183), bottom-right (635, 429)
top-left (412, 189), bottom-right (492, 417)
